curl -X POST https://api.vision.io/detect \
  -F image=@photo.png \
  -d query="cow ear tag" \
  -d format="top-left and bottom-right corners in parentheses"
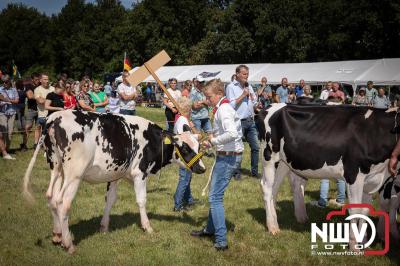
top-left (164, 136), bottom-right (172, 145)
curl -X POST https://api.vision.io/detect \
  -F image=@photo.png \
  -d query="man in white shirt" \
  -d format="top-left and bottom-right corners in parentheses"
top-left (118, 71), bottom-right (137, 115)
top-left (225, 65), bottom-right (259, 179)
top-left (34, 73), bottom-right (54, 144)
top-left (190, 79), bottom-right (243, 251)
top-left (319, 81), bottom-right (332, 100)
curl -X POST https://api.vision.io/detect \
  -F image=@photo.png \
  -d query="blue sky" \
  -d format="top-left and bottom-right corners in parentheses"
top-left (0, 0), bottom-right (134, 15)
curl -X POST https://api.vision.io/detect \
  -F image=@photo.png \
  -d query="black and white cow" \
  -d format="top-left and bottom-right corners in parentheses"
top-left (23, 110), bottom-right (206, 254)
top-left (256, 103), bottom-right (399, 245)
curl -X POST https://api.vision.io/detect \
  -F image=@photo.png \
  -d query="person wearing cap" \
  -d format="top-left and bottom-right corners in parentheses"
top-left (190, 79), bottom-right (243, 251)
top-left (225, 64), bottom-right (259, 179)
top-left (190, 76), bottom-right (212, 135)
top-left (352, 87), bottom-right (368, 106)
top-left (365, 81), bottom-right (377, 105)
top-left (0, 74), bottom-right (19, 160)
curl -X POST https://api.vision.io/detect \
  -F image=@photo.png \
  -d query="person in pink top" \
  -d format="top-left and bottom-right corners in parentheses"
top-left (328, 82), bottom-right (345, 102)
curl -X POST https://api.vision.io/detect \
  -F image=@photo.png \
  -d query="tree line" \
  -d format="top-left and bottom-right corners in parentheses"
top-left (1, 0), bottom-right (399, 80)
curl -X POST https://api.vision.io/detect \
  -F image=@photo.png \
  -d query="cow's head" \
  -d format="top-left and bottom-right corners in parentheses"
top-left (164, 131), bottom-right (206, 174)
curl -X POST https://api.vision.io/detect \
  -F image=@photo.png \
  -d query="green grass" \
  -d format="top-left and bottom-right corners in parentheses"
top-left (0, 106), bottom-right (398, 265)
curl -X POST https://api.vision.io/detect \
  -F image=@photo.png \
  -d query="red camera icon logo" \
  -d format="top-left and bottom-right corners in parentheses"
top-left (311, 203), bottom-right (389, 256)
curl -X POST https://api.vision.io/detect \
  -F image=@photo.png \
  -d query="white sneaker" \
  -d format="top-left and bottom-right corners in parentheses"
top-left (3, 154), bottom-right (16, 160)
top-left (329, 199), bottom-right (345, 208)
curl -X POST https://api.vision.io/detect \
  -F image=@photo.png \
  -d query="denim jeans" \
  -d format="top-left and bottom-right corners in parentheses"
top-left (192, 118), bottom-right (212, 133)
top-left (205, 154), bottom-right (237, 247)
top-left (120, 109), bottom-right (136, 116)
top-left (174, 167), bottom-right (193, 209)
top-left (233, 118), bottom-right (259, 177)
top-left (318, 179), bottom-right (346, 207)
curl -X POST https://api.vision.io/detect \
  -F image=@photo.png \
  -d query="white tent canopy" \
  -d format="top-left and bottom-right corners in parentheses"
top-left (116, 58), bottom-right (400, 87)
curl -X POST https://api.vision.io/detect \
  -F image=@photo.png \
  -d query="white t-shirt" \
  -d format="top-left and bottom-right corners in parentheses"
top-left (118, 83), bottom-right (136, 110)
top-left (34, 85), bottom-right (55, 117)
top-left (108, 96), bottom-right (120, 114)
top-left (163, 88), bottom-right (181, 108)
top-left (173, 115), bottom-right (190, 134)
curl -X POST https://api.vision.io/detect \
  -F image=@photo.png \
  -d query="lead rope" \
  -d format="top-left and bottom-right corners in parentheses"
top-left (158, 138), bottom-right (164, 181)
top-left (201, 147), bottom-right (216, 197)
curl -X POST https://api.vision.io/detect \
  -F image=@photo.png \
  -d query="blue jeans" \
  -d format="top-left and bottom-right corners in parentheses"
top-left (318, 179), bottom-right (346, 207)
top-left (205, 155), bottom-right (237, 247)
top-left (120, 109), bottom-right (136, 116)
top-left (192, 118), bottom-right (212, 133)
top-left (174, 167), bottom-right (193, 209)
top-left (233, 118), bottom-right (259, 177)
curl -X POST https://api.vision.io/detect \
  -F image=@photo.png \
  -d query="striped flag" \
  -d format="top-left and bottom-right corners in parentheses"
top-left (12, 60), bottom-right (21, 79)
top-left (123, 52), bottom-right (132, 71)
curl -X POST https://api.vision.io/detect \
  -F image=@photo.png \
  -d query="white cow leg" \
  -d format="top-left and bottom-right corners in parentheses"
top-left (100, 181), bottom-right (119, 233)
top-left (378, 195), bottom-right (389, 241)
top-left (133, 175), bottom-right (153, 233)
top-left (389, 195), bottom-right (399, 240)
top-left (360, 192), bottom-right (373, 244)
top-left (289, 172), bottom-right (308, 223)
top-left (57, 178), bottom-right (81, 254)
top-left (272, 162), bottom-right (289, 205)
top-left (46, 163), bottom-right (61, 199)
top-left (347, 175), bottom-right (366, 251)
top-left (261, 153), bottom-right (280, 235)
top-left (48, 176), bottom-right (62, 245)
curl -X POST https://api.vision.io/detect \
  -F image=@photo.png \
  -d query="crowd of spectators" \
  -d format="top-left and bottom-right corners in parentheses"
top-left (0, 67), bottom-right (395, 163)
top-left (0, 70), bottom-right (139, 160)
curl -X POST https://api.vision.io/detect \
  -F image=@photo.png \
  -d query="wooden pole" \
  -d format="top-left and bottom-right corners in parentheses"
top-left (144, 62), bottom-right (183, 115)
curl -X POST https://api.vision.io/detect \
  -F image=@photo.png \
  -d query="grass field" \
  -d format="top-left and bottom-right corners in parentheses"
top-left (0, 106), bottom-right (398, 265)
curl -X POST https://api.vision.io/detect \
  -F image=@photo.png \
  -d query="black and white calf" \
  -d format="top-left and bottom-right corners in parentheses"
top-left (23, 110), bottom-right (206, 253)
top-left (256, 104), bottom-right (398, 245)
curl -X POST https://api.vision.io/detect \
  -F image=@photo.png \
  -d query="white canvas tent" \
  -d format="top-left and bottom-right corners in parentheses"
top-left (116, 58), bottom-right (400, 88)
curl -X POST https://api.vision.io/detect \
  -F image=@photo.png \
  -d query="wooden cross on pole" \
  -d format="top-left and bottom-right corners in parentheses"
top-left (126, 50), bottom-right (183, 115)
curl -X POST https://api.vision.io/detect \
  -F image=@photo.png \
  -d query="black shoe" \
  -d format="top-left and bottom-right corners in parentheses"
top-left (251, 173), bottom-right (260, 178)
top-left (33, 143), bottom-right (37, 149)
top-left (20, 144), bottom-right (28, 152)
top-left (233, 174), bottom-right (241, 180)
top-left (214, 244), bottom-right (228, 251)
top-left (190, 229), bottom-right (213, 237)
top-left (173, 206), bottom-right (189, 212)
top-left (186, 198), bottom-right (199, 207)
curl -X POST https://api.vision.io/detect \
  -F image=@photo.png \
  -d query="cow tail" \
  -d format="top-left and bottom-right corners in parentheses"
top-left (22, 135), bottom-right (45, 204)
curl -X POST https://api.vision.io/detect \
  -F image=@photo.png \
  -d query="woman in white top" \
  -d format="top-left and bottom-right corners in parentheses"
top-left (162, 78), bottom-right (181, 132)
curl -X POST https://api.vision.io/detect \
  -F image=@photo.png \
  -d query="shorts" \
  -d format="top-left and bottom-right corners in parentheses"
top-left (25, 109), bottom-right (38, 128)
top-left (15, 110), bottom-right (26, 130)
top-left (0, 113), bottom-right (16, 141)
top-left (37, 116), bottom-right (47, 127)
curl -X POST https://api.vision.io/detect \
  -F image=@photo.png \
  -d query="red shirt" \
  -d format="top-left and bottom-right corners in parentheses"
top-left (63, 93), bottom-right (77, 110)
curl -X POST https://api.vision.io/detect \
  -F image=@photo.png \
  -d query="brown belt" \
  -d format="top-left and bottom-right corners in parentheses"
top-left (216, 151), bottom-right (243, 156)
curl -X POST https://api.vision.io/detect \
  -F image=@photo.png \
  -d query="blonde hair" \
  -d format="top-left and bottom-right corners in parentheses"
top-left (177, 97), bottom-right (192, 116)
top-left (204, 79), bottom-right (224, 95)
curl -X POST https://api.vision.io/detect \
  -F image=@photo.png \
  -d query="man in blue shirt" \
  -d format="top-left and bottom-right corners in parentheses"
top-left (295, 79), bottom-right (305, 97)
top-left (276, 77), bottom-right (289, 103)
top-left (0, 75), bottom-right (19, 160)
top-left (225, 65), bottom-right (259, 178)
top-left (190, 78), bottom-right (211, 133)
